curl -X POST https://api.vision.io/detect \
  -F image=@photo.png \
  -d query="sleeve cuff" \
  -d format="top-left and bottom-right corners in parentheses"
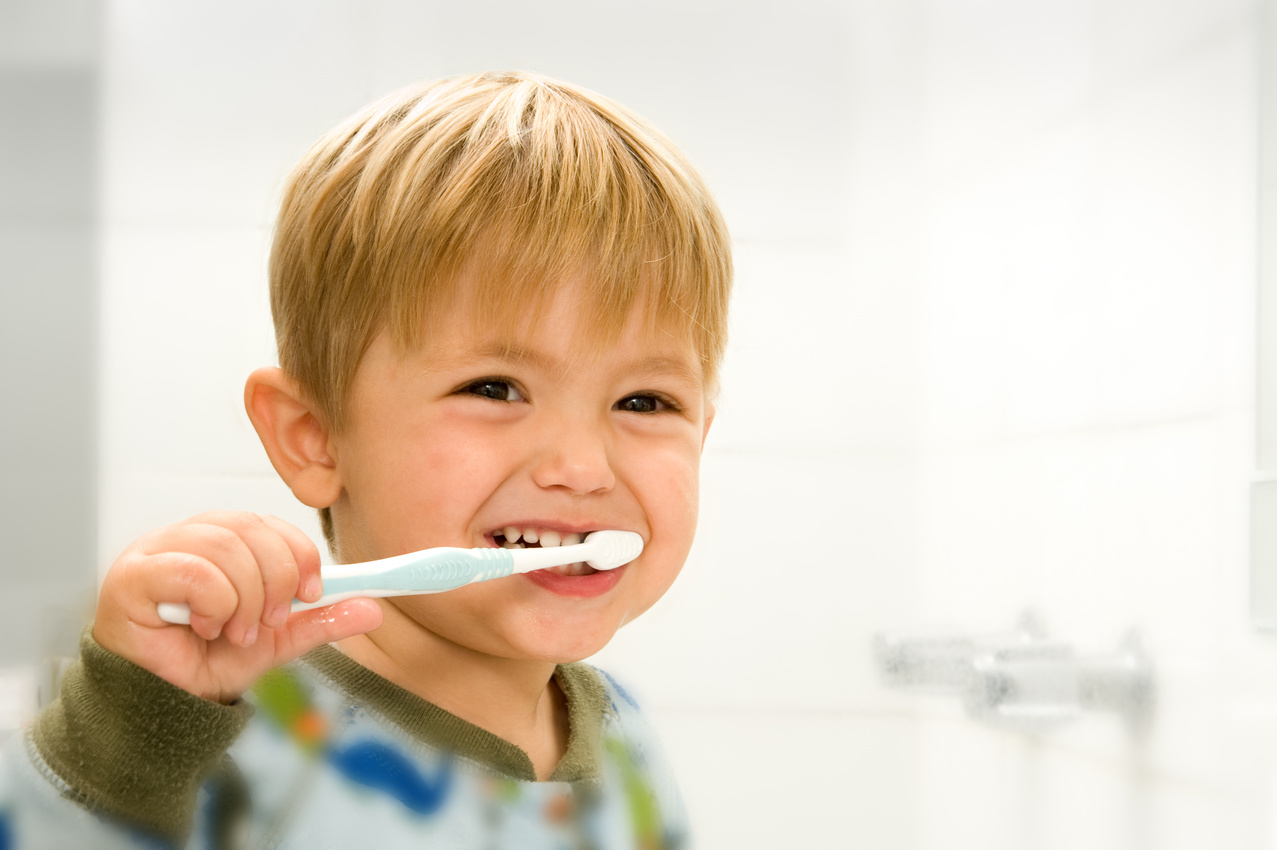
top-left (29, 627), bottom-right (253, 841)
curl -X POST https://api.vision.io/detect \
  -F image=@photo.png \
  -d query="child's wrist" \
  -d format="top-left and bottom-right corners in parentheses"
top-left (29, 628), bottom-right (253, 841)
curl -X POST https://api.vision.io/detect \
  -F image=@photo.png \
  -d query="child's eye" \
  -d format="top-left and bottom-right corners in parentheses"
top-left (461, 379), bottom-right (525, 402)
top-left (614, 393), bottom-right (673, 414)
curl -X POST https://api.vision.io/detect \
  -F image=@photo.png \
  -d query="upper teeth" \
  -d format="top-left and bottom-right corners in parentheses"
top-left (499, 527), bottom-right (584, 549)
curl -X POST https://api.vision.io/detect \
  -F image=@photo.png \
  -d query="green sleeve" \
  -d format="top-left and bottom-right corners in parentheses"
top-left (28, 629), bottom-right (253, 843)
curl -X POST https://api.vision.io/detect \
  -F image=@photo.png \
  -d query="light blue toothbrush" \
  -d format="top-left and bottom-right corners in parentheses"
top-left (156, 530), bottom-right (643, 625)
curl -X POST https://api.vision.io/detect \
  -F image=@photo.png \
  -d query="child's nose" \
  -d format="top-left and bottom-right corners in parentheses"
top-left (530, 416), bottom-right (616, 495)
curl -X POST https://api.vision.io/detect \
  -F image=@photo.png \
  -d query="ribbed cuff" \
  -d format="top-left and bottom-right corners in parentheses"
top-left (29, 629), bottom-right (253, 842)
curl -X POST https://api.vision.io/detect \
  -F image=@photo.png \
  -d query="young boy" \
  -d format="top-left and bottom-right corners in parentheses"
top-left (0, 71), bottom-right (731, 848)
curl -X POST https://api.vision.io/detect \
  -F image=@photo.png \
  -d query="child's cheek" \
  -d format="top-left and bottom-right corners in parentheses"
top-left (417, 418), bottom-right (508, 480)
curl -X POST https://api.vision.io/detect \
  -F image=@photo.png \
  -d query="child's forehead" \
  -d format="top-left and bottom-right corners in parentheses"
top-left (395, 288), bottom-right (705, 380)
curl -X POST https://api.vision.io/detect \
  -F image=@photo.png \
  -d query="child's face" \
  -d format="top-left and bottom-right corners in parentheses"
top-left (326, 280), bottom-right (713, 663)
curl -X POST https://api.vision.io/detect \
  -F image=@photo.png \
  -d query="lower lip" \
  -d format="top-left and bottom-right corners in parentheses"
top-left (523, 565), bottom-right (626, 598)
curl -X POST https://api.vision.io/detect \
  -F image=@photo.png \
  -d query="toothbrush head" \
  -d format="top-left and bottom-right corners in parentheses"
top-left (582, 530), bottom-right (644, 570)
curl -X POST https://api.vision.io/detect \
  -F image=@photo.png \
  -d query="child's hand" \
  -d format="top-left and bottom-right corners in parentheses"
top-left (93, 512), bottom-right (382, 704)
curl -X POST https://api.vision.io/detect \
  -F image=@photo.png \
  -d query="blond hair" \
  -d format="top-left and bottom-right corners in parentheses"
top-left (268, 71), bottom-right (732, 544)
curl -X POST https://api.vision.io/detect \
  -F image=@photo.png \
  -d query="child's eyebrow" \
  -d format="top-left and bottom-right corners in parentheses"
top-left (617, 355), bottom-right (705, 388)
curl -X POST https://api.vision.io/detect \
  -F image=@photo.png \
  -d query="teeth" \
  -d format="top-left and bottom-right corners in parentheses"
top-left (548, 561), bottom-right (595, 576)
top-left (490, 527), bottom-right (601, 577)
top-left (495, 526), bottom-right (594, 551)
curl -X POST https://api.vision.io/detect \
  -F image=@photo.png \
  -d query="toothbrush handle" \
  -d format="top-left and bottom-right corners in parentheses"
top-left (156, 547), bottom-right (517, 625)
top-left (291, 547), bottom-right (516, 611)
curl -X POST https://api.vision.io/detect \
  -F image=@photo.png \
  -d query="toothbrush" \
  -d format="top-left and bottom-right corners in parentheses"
top-left (156, 530), bottom-right (643, 625)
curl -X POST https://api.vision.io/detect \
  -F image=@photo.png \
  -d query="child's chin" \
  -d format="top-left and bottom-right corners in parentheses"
top-left (520, 624), bottom-right (622, 665)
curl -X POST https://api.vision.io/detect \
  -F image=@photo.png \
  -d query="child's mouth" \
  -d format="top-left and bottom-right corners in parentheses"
top-left (491, 526), bottom-right (599, 576)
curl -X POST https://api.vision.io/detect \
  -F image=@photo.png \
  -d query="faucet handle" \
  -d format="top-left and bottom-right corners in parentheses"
top-left (875, 620), bottom-right (1155, 735)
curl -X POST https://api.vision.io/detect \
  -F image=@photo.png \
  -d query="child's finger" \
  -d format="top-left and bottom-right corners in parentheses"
top-left (204, 512), bottom-right (304, 631)
top-left (272, 599), bottom-right (383, 666)
top-left (118, 550), bottom-right (239, 640)
top-left (147, 518), bottom-right (268, 647)
top-left (259, 514), bottom-right (324, 605)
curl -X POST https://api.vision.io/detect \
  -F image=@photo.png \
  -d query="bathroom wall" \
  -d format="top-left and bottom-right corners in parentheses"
top-left (907, 3), bottom-right (1268, 847)
top-left (71, 0), bottom-right (1277, 846)
top-left (0, 1), bottom-right (100, 675)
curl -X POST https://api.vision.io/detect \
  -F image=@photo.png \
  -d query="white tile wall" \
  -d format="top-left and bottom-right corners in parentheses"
top-left (1, 8), bottom-right (99, 668)
top-left (712, 242), bottom-right (917, 454)
top-left (655, 710), bottom-right (921, 849)
top-left (92, 0), bottom-right (1277, 846)
top-left (915, 718), bottom-right (1265, 850)
top-left (98, 227), bottom-right (275, 471)
top-left (906, 0), bottom-right (1272, 847)
top-left (100, 1), bottom-right (374, 228)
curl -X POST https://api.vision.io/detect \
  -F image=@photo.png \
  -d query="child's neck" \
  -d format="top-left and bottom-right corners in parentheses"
top-left (335, 605), bottom-right (570, 781)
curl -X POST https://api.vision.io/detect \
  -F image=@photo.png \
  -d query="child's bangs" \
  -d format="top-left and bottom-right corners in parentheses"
top-left (390, 220), bottom-right (714, 379)
top-left (379, 79), bottom-right (730, 386)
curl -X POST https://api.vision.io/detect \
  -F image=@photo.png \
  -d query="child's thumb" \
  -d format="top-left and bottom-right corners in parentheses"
top-left (273, 598), bottom-right (383, 664)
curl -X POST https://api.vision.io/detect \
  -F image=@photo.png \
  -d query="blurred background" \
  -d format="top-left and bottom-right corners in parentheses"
top-left (3, 0), bottom-right (1276, 846)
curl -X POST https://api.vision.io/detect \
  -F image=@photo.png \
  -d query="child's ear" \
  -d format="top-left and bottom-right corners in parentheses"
top-left (701, 402), bottom-right (715, 449)
top-left (244, 367), bottom-right (343, 509)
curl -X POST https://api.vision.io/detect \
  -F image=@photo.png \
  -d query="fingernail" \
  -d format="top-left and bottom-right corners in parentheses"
top-left (267, 605), bottom-right (289, 627)
top-left (303, 577), bottom-right (321, 601)
top-left (243, 624), bottom-right (258, 646)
